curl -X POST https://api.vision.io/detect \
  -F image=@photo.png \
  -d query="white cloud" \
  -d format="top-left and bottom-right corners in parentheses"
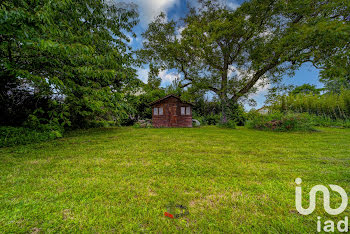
top-left (227, 1), bottom-right (240, 10)
top-left (188, 0), bottom-right (240, 10)
top-left (254, 79), bottom-right (271, 95)
top-left (137, 67), bottom-right (149, 83)
top-left (176, 26), bottom-right (186, 40)
top-left (137, 68), bottom-right (179, 85)
top-left (159, 70), bottom-right (179, 83)
top-left (118, 0), bottom-right (240, 28)
top-left (121, 0), bottom-right (179, 27)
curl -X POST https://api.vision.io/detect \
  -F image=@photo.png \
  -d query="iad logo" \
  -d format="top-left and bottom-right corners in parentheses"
top-left (295, 178), bottom-right (349, 232)
top-left (295, 178), bottom-right (348, 215)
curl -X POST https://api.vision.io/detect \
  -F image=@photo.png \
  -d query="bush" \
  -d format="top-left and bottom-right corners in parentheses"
top-left (218, 120), bottom-right (237, 129)
top-left (227, 104), bottom-right (246, 126)
top-left (120, 117), bottom-right (136, 126)
top-left (246, 109), bottom-right (262, 121)
top-left (305, 114), bottom-right (350, 128)
top-left (133, 119), bottom-right (152, 128)
top-left (87, 120), bottom-right (117, 128)
top-left (246, 112), bottom-right (315, 132)
top-left (192, 116), bottom-right (207, 126)
top-left (0, 126), bottom-right (63, 147)
top-left (205, 114), bottom-right (221, 125)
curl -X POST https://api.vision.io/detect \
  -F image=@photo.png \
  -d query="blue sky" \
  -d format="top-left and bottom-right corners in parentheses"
top-left (126, 0), bottom-right (323, 109)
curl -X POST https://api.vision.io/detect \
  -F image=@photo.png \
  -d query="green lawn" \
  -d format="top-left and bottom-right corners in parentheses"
top-left (1, 127), bottom-right (350, 233)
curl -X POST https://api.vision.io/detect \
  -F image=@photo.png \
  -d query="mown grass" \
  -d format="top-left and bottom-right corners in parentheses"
top-left (1, 126), bottom-right (350, 233)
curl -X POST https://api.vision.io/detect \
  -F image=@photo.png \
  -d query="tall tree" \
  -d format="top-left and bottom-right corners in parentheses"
top-left (139, 0), bottom-right (350, 123)
top-left (290, 84), bottom-right (322, 95)
top-left (0, 0), bottom-right (139, 128)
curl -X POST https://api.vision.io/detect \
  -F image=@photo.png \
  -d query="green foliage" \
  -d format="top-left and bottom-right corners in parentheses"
top-left (133, 122), bottom-right (142, 128)
top-left (191, 116), bottom-right (206, 126)
top-left (125, 88), bottom-right (166, 121)
top-left (246, 109), bottom-right (262, 122)
top-left (217, 120), bottom-right (237, 129)
top-left (87, 120), bottom-right (117, 128)
top-left (133, 120), bottom-right (152, 128)
top-left (0, 126), bottom-right (62, 147)
top-left (195, 112), bottom-right (241, 127)
top-left (192, 96), bottom-right (245, 126)
top-left (226, 103), bottom-right (246, 126)
top-left (322, 76), bottom-right (350, 94)
top-left (0, 0), bottom-right (140, 130)
top-left (192, 97), bottom-right (220, 117)
top-left (271, 89), bottom-right (350, 120)
top-left (246, 112), bottom-right (315, 132)
top-left (301, 114), bottom-right (350, 128)
top-left (290, 84), bottom-right (322, 95)
top-left (147, 64), bottom-right (162, 89)
top-left (320, 48), bottom-right (350, 93)
top-left (203, 114), bottom-right (221, 125)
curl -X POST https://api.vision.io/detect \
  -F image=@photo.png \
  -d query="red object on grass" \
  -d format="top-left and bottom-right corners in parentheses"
top-left (164, 212), bottom-right (174, 219)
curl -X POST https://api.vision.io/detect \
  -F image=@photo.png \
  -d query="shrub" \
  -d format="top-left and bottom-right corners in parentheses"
top-left (246, 112), bottom-right (315, 132)
top-left (192, 115), bottom-right (207, 126)
top-left (218, 120), bottom-right (237, 129)
top-left (227, 104), bottom-right (246, 126)
top-left (87, 120), bottom-right (116, 128)
top-left (205, 114), bottom-right (221, 125)
top-left (305, 114), bottom-right (350, 128)
top-left (0, 126), bottom-right (63, 148)
top-left (133, 119), bottom-right (152, 128)
top-left (246, 110), bottom-right (262, 121)
top-left (119, 117), bottom-right (134, 126)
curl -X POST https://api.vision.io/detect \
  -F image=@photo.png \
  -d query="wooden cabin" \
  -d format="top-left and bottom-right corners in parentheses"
top-left (150, 95), bottom-right (193, 128)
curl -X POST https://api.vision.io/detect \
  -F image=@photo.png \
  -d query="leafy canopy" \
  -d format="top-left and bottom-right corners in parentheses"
top-left (1, 0), bottom-right (140, 128)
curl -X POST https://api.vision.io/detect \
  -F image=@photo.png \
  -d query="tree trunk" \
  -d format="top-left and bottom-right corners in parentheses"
top-left (220, 61), bottom-right (229, 124)
top-left (220, 94), bottom-right (228, 124)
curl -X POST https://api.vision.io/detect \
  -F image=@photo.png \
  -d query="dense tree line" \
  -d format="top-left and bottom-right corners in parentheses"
top-left (271, 89), bottom-right (350, 120)
top-left (1, 0), bottom-right (140, 131)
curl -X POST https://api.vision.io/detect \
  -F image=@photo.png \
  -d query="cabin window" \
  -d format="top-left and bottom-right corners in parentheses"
top-left (181, 107), bottom-right (191, 115)
top-left (181, 107), bottom-right (186, 115)
top-left (154, 108), bottom-right (159, 115)
top-left (154, 107), bottom-right (163, 116)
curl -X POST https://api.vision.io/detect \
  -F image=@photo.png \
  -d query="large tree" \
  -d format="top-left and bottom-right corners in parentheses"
top-left (1, 0), bottom-right (139, 128)
top-left (320, 50), bottom-right (350, 93)
top-left (139, 0), bottom-right (350, 122)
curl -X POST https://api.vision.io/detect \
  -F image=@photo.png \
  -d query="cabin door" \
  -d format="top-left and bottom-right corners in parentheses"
top-left (168, 104), bottom-right (178, 127)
